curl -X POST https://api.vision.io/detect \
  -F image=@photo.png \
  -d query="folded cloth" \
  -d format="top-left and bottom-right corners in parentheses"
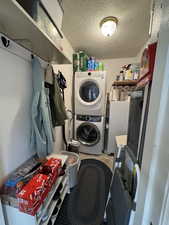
top-left (45, 64), bottom-right (67, 127)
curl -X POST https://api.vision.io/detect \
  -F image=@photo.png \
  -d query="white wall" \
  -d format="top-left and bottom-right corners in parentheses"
top-left (0, 41), bottom-right (35, 181)
top-left (0, 35), bottom-right (73, 183)
top-left (101, 57), bottom-right (139, 92)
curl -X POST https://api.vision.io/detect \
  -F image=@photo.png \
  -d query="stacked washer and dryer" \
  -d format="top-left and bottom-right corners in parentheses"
top-left (74, 71), bottom-right (107, 155)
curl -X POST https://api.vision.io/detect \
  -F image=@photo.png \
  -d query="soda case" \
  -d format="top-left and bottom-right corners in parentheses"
top-left (41, 158), bottom-right (62, 187)
top-left (17, 174), bottom-right (48, 215)
top-left (73, 53), bottom-right (79, 72)
top-left (17, 158), bottom-right (62, 216)
top-left (79, 51), bottom-right (88, 71)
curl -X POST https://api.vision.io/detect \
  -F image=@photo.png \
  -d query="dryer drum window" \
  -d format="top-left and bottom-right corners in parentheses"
top-left (79, 81), bottom-right (100, 103)
top-left (77, 123), bottom-right (100, 146)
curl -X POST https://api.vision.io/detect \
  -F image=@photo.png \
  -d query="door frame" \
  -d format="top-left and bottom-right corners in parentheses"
top-left (159, 173), bottom-right (169, 225)
top-left (0, 200), bottom-right (6, 225)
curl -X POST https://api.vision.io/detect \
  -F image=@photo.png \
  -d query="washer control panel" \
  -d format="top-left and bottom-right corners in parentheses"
top-left (76, 115), bottom-right (102, 122)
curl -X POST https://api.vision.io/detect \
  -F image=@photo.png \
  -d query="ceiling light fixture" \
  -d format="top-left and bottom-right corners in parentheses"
top-left (100, 16), bottom-right (118, 37)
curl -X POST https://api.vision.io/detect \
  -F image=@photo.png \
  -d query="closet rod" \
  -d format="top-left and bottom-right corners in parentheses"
top-left (0, 33), bottom-right (47, 63)
top-left (0, 44), bottom-right (29, 62)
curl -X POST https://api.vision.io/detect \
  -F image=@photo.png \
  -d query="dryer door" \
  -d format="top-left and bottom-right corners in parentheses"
top-left (76, 122), bottom-right (100, 146)
top-left (79, 80), bottom-right (101, 105)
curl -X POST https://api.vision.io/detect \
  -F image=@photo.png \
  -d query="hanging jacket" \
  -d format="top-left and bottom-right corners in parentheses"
top-left (45, 64), bottom-right (67, 127)
top-left (31, 57), bottom-right (54, 158)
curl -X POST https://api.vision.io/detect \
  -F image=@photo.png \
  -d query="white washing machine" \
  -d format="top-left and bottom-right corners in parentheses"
top-left (75, 115), bottom-right (105, 155)
top-left (75, 71), bottom-right (107, 115)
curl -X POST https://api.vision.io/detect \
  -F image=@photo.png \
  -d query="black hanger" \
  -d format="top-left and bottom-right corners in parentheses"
top-left (1, 36), bottom-right (10, 48)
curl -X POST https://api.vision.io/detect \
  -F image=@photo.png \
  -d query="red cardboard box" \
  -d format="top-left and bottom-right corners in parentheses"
top-left (17, 158), bottom-right (62, 215)
top-left (17, 174), bottom-right (48, 215)
top-left (42, 158), bottom-right (62, 186)
top-left (44, 158), bottom-right (62, 174)
top-left (18, 200), bottom-right (42, 216)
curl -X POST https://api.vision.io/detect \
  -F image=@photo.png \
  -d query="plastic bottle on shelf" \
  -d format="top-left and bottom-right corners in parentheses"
top-left (124, 64), bottom-right (133, 80)
top-left (131, 63), bottom-right (140, 80)
top-left (73, 53), bottom-right (80, 72)
top-left (99, 62), bottom-right (104, 71)
top-left (91, 57), bottom-right (95, 71)
top-left (79, 51), bottom-right (89, 71)
top-left (102, 63), bottom-right (104, 71)
top-left (79, 51), bottom-right (84, 71)
top-left (95, 62), bottom-right (99, 71)
top-left (119, 70), bottom-right (124, 80)
top-left (87, 57), bottom-right (92, 71)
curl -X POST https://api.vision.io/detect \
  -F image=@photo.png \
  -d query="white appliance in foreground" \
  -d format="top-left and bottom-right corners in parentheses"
top-left (75, 71), bottom-right (107, 116)
top-left (75, 115), bottom-right (105, 155)
top-left (106, 100), bottom-right (130, 154)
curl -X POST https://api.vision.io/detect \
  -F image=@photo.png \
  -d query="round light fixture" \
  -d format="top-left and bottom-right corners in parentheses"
top-left (100, 16), bottom-right (118, 37)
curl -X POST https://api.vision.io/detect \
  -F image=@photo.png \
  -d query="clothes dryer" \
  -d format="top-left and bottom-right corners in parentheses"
top-left (75, 71), bottom-right (107, 115)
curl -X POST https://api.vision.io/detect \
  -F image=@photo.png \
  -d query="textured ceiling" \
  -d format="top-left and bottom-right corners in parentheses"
top-left (62, 0), bottom-right (151, 59)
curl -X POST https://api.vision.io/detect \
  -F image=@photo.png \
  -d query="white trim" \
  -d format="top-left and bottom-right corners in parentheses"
top-left (0, 32), bottom-right (47, 66)
top-left (159, 173), bottom-right (169, 225)
top-left (129, 164), bottom-right (140, 225)
top-left (0, 200), bottom-right (6, 225)
top-left (134, 2), bottom-right (169, 222)
top-left (141, 44), bottom-right (169, 225)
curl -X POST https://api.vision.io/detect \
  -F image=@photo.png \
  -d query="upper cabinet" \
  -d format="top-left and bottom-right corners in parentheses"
top-left (0, 0), bottom-right (73, 64)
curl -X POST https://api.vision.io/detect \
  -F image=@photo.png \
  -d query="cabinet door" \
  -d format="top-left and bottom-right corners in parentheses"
top-left (41, 0), bottom-right (63, 30)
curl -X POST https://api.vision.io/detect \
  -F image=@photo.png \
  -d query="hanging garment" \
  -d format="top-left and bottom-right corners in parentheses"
top-left (31, 57), bottom-right (54, 158)
top-left (45, 64), bottom-right (67, 127)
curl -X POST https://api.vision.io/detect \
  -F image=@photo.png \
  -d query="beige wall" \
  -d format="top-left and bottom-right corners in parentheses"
top-left (135, 42), bottom-right (149, 62)
top-left (101, 57), bottom-right (139, 93)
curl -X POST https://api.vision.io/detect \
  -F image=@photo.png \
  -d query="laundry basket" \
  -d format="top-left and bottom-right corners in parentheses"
top-left (61, 151), bottom-right (80, 189)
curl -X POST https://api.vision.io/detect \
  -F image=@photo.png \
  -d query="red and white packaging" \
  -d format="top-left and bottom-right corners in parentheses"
top-left (17, 174), bottom-right (48, 215)
top-left (17, 158), bottom-right (62, 215)
top-left (42, 158), bottom-right (62, 186)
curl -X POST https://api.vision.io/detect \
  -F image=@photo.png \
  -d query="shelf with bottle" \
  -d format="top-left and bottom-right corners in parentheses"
top-left (73, 51), bottom-right (104, 73)
top-left (115, 63), bottom-right (140, 84)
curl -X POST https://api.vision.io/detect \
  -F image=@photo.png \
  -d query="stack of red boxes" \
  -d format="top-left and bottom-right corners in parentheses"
top-left (17, 158), bottom-right (62, 215)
